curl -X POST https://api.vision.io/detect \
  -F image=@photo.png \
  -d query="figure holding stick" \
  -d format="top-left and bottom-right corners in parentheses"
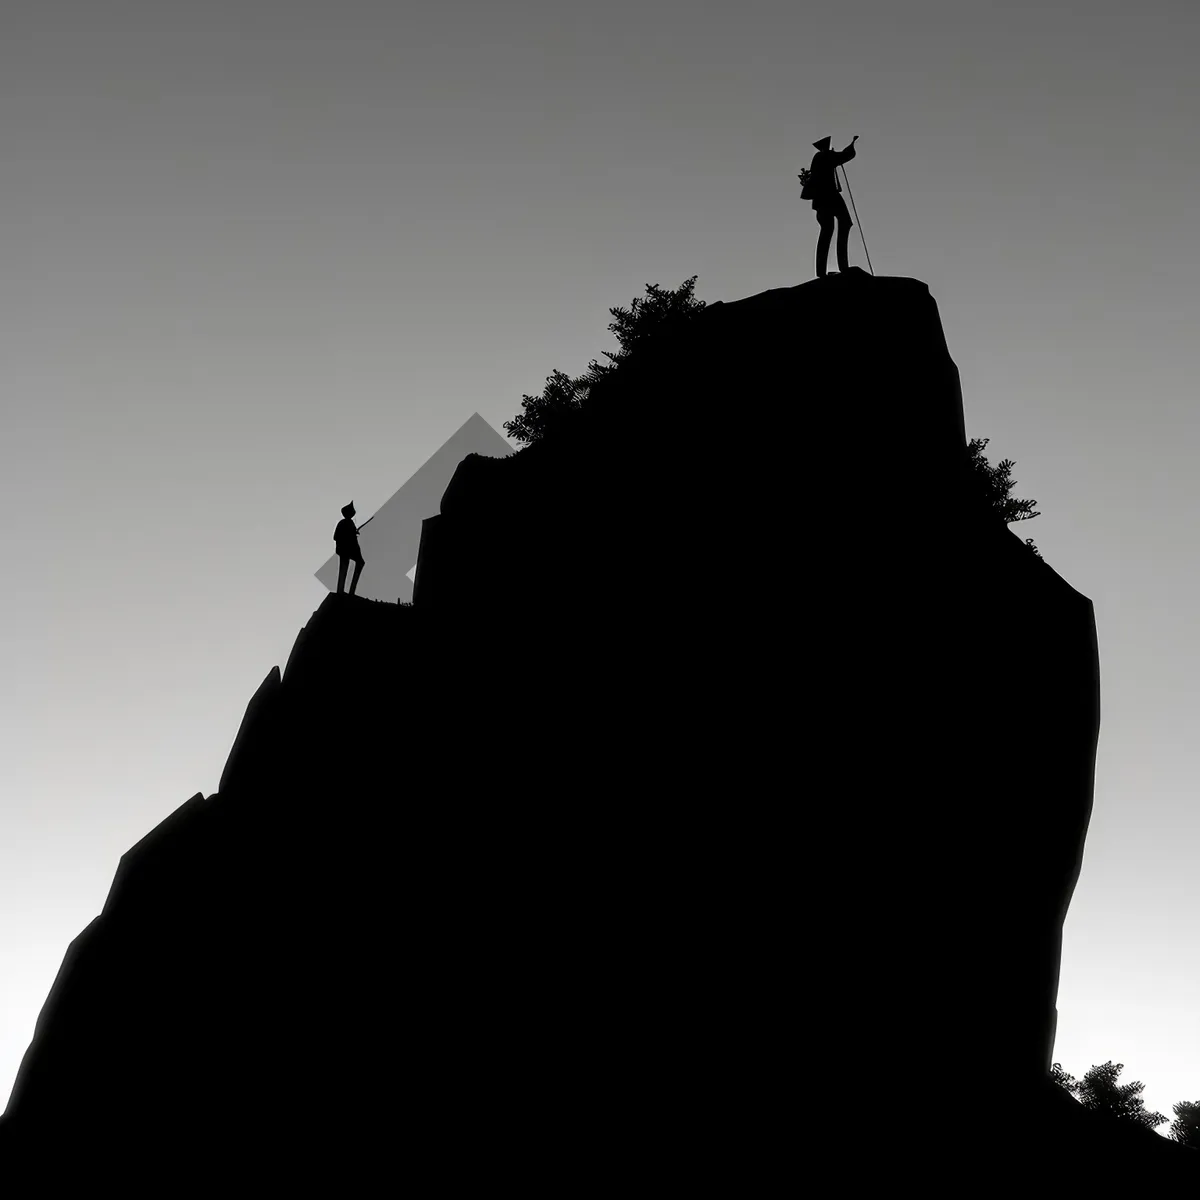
top-left (800, 134), bottom-right (859, 278)
top-left (334, 502), bottom-right (367, 596)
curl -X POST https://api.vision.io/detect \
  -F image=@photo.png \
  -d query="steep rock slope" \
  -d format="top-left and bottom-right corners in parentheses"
top-left (3, 270), bottom-right (1194, 1188)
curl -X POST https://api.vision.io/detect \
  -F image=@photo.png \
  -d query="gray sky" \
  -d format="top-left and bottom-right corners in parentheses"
top-left (3, 0), bottom-right (1199, 1125)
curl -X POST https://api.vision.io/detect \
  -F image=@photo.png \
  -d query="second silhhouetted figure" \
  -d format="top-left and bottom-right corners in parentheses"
top-left (334, 502), bottom-right (366, 596)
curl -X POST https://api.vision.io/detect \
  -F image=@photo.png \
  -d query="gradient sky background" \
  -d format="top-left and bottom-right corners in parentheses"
top-left (3, 0), bottom-right (1199, 1125)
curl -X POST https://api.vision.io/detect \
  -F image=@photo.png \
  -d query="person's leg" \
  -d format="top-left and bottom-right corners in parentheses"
top-left (349, 556), bottom-right (365, 596)
top-left (836, 216), bottom-right (852, 273)
top-left (815, 212), bottom-right (834, 278)
top-left (337, 555), bottom-right (349, 594)
top-left (836, 196), bottom-right (854, 273)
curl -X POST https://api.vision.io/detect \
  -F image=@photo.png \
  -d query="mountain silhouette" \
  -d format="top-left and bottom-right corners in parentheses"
top-left (3, 269), bottom-right (1196, 1188)
top-left (313, 411), bottom-right (513, 603)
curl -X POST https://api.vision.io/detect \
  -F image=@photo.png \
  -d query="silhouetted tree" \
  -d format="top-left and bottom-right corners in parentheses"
top-left (597, 275), bottom-right (706, 368)
top-left (1051, 1062), bottom-right (1079, 1096)
top-left (1052, 1061), bottom-right (1167, 1132)
top-left (1168, 1100), bottom-right (1200, 1149)
top-left (968, 437), bottom-right (1042, 558)
top-left (505, 277), bottom-right (706, 445)
top-left (502, 368), bottom-right (589, 446)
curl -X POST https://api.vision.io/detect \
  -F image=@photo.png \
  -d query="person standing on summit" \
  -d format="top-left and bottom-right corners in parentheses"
top-left (334, 502), bottom-right (366, 596)
top-left (803, 134), bottom-right (859, 278)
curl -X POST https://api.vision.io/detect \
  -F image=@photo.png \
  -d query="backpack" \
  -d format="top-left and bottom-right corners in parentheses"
top-left (798, 167), bottom-right (813, 200)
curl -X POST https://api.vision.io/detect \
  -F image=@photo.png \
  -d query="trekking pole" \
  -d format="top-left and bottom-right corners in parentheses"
top-left (356, 515), bottom-right (375, 534)
top-left (839, 165), bottom-right (875, 276)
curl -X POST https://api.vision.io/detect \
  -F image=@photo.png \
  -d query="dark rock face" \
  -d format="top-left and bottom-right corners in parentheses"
top-left (3, 271), bottom-right (1195, 1187)
top-left (416, 270), bottom-right (1097, 1077)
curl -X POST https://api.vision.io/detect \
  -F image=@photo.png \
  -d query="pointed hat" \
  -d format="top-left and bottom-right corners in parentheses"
top-left (812, 135), bottom-right (832, 150)
top-left (342, 501), bottom-right (356, 518)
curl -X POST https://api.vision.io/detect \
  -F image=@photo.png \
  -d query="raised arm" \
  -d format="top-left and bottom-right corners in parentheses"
top-left (836, 137), bottom-right (858, 166)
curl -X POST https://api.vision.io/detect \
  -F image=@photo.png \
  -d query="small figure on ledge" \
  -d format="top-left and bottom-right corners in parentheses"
top-left (801, 134), bottom-right (859, 279)
top-left (334, 502), bottom-right (366, 596)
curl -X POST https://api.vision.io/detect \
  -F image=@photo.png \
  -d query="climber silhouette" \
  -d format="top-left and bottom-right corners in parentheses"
top-left (334, 502), bottom-right (365, 596)
top-left (804, 134), bottom-right (858, 278)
